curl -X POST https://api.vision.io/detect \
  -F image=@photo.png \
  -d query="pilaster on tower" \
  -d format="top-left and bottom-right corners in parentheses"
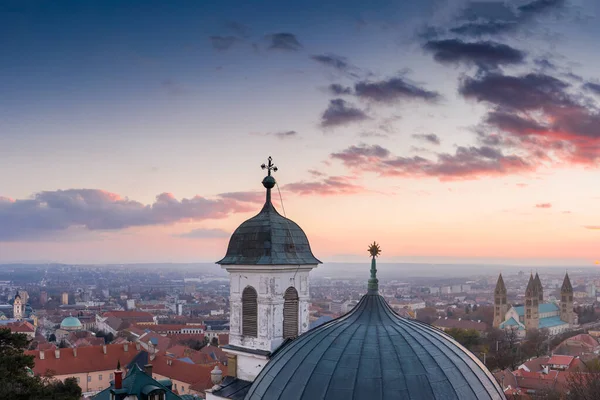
top-left (216, 157), bottom-right (321, 382)
top-left (524, 273), bottom-right (539, 331)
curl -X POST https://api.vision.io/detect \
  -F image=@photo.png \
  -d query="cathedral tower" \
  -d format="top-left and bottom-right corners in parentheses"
top-left (560, 272), bottom-right (574, 326)
top-left (13, 293), bottom-right (23, 320)
top-left (534, 272), bottom-right (543, 303)
top-left (524, 273), bottom-right (539, 331)
top-left (217, 157), bottom-right (321, 382)
top-left (493, 274), bottom-right (508, 328)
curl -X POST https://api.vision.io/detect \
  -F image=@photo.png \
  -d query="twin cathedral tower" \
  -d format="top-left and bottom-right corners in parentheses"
top-left (493, 272), bottom-right (574, 334)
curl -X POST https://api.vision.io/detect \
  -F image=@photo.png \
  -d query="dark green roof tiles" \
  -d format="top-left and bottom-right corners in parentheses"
top-left (244, 294), bottom-right (505, 400)
top-left (217, 197), bottom-right (321, 266)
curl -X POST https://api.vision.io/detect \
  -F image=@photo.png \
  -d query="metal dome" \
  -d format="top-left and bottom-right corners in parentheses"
top-left (245, 247), bottom-right (504, 400)
top-left (60, 316), bottom-right (82, 330)
top-left (217, 158), bottom-right (321, 266)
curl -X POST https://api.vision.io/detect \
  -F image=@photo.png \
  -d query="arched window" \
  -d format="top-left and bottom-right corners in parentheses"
top-left (283, 287), bottom-right (299, 339)
top-left (242, 286), bottom-right (258, 337)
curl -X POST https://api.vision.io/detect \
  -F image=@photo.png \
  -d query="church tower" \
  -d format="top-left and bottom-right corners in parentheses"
top-left (493, 274), bottom-right (508, 328)
top-left (217, 157), bottom-right (321, 382)
top-left (524, 273), bottom-right (539, 330)
top-left (560, 272), bottom-right (574, 326)
top-left (13, 293), bottom-right (23, 320)
top-left (534, 272), bottom-right (543, 303)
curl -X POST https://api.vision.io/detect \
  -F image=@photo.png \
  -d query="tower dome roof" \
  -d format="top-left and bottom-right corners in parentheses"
top-left (60, 316), bottom-right (82, 329)
top-left (217, 157), bottom-right (321, 266)
top-left (245, 244), bottom-right (504, 400)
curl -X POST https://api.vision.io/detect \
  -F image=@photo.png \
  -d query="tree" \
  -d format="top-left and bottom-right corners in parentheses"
top-left (523, 328), bottom-right (549, 359)
top-left (211, 336), bottom-right (219, 346)
top-left (565, 360), bottom-right (600, 400)
top-left (105, 332), bottom-right (115, 344)
top-left (415, 307), bottom-right (438, 324)
top-left (0, 328), bottom-right (82, 400)
top-left (58, 340), bottom-right (68, 348)
top-left (446, 328), bottom-right (480, 351)
top-left (48, 334), bottom-right (56, 343)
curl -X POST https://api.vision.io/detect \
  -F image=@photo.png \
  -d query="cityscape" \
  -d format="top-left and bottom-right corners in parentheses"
top-left (2, 0), bottom-right (600, 399)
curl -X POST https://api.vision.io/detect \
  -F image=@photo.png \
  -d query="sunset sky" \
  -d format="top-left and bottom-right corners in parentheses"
top-left (1, 0), bottom-right (599, 265)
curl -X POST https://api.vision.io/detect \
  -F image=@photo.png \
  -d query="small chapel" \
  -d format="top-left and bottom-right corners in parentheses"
top-left (206, 157), bottom-right (505, 400)
top-left (493, 272), bottom-right (576, 336)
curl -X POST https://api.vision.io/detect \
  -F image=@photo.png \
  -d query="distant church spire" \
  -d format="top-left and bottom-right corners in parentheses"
top-left (561, 272), bottom-right (573, 292)
top-left (534, 272), bottom-right (543, 302)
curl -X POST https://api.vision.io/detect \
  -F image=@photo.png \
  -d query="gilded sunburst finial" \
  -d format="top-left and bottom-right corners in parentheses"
top-left (368, 242), bottom-right (381, 258)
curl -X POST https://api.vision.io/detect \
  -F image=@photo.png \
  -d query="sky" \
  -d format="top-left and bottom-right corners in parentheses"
top-left (1, 0), bottom-right (599, 265)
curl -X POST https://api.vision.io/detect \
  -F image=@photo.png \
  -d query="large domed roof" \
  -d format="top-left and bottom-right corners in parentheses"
top-left (245, 245), bottom-right (504, 400)
top-left (60, 316), bottom-right (82, 329)
top-left (217, 158), bottom-right (321, 266)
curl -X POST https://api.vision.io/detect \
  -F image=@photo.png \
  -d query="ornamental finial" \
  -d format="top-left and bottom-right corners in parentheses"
top-left (261, 156), bottom-right (278, 177)
top-left (367, 242), bottom-right (380, 294)
top-left (368, 242), bottom-right (381, 258)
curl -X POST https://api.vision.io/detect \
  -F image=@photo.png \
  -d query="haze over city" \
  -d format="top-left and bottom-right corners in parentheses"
top-left (1, 0), bottom-right (599, 266)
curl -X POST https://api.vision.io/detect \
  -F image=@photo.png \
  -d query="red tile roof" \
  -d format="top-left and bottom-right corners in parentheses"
top-left (7, 321), bottom-right (35, 333)
top-left (547, 355), bottom-right (574, 366)
top-left (152, 354), bottom-right (224, 394)
top-left (104, 311), bottom-right (155, 323)
top-left (519, 357), bottom-right (550, 373)
top-left (26, 343), bottom-right (140, 376)
top-left (432, 318), bottom-right (488, 332)
top-left (218, 334), bottom-right (229, 346)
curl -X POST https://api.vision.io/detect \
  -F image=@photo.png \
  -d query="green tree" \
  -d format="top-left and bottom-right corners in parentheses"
top-left (211, 336), bottom-right (219, 346)
top-left (0, 328), bottom-right (82, 400)
top-left (445, 328), bottom-right (480, 351)
top-left (48, 334), bottom-right (56, 343)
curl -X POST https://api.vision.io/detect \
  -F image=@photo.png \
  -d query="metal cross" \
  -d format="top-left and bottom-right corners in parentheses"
top-left (261, 156), bottom-right (278, 176)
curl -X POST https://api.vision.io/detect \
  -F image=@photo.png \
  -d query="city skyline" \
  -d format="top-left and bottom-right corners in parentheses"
top-left (1, 0), bottom-right (599, 264)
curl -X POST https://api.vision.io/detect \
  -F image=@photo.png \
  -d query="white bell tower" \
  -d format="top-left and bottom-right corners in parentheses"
top-left (13, 293), bottom-right (23, 320)
top-left (217, 157), bottom-right (320, 382)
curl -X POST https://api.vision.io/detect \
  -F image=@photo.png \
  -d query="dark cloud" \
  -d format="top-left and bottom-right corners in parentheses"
top-left (328, 84), bottom-right (353, 95)
top-left (353, 76), bottom-right (440, 104)
top-left (284, 176), bottom-right (364, 196)
top-left (535, 203), bottom-right (552, 208)
top-left (266, 33), bottom-right (302, 51)
top-left (310, 54), bottom-right (362, 78)
top-left (412, 133), bottom-right (441, 145)
top-left (448, 0), bottom-right (566, 38)
top-left (331, 143), bottom-right (531, 180)
top-left (460, 72), bottom-right (600, 163)
top-left (320, 99), bottom-right (370, 127)
top-left (175, 228), bottom-right (230, 239)
top-left (423, 39), bottom-right (526, 70)
top-left (0, 189), bottom-right (255, 241)
top-left (584, 82), bottom-right (600, 95)
top-left (209, 36), bottom-right (239, 51)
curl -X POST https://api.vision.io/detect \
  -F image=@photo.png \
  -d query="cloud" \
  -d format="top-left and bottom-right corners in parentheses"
top-left (448, 0), bottom-right (566, 37)
top-left (174, 228), bottom-right (231, 239)
top-left (353, 76), bottom-right (440, 104)
top-left (584, 82), bottom-right (600, 95)
top-left (272, 130), bottom-right (298, 139)
top-left (310, 54), bottom-right (362, 77)
top-left (412, 133), bottom-right (441, 145)
top-left (330, 143), bottom-right (532, 180)
top-left (209, 36), bottom-right (239, 51)
top-left (584, 226), bottom-right (600, 230)
top-left (320, 99), bottom-right (370, 127)
top-left (0, 189), bottom-right (255, 241)
top-left (266, 33), bottom-right (302, 51)
top-left (423, 39), bottom-right (526, 70)
top-left (328, 84), bottom-right (353, 95)
top-left (535, 203), bottom-right (552, 208)
top-left (460, 72), bottom-right (600, 163)
top-left (283, 176), bottom-right (364, 196)
top-left (225, 21), bottom-right (251, 37)
top-left (161, 79), bottom-right (185, 96)
top-left (217, 191), bottom-right (264, 203)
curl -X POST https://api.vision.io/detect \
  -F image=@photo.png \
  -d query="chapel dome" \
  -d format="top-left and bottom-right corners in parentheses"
top-left (244, 244), bottom-right (505, 400)
top-left (217, 157), bottom-right (321, 266)
top-left (60, 316), bottom-right (82, 331)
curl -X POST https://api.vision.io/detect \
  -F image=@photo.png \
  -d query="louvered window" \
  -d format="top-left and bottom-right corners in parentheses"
top-left (283, 287), bottom-right (299, 339)
top-left (242, 286), bottom-right (258, 337)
